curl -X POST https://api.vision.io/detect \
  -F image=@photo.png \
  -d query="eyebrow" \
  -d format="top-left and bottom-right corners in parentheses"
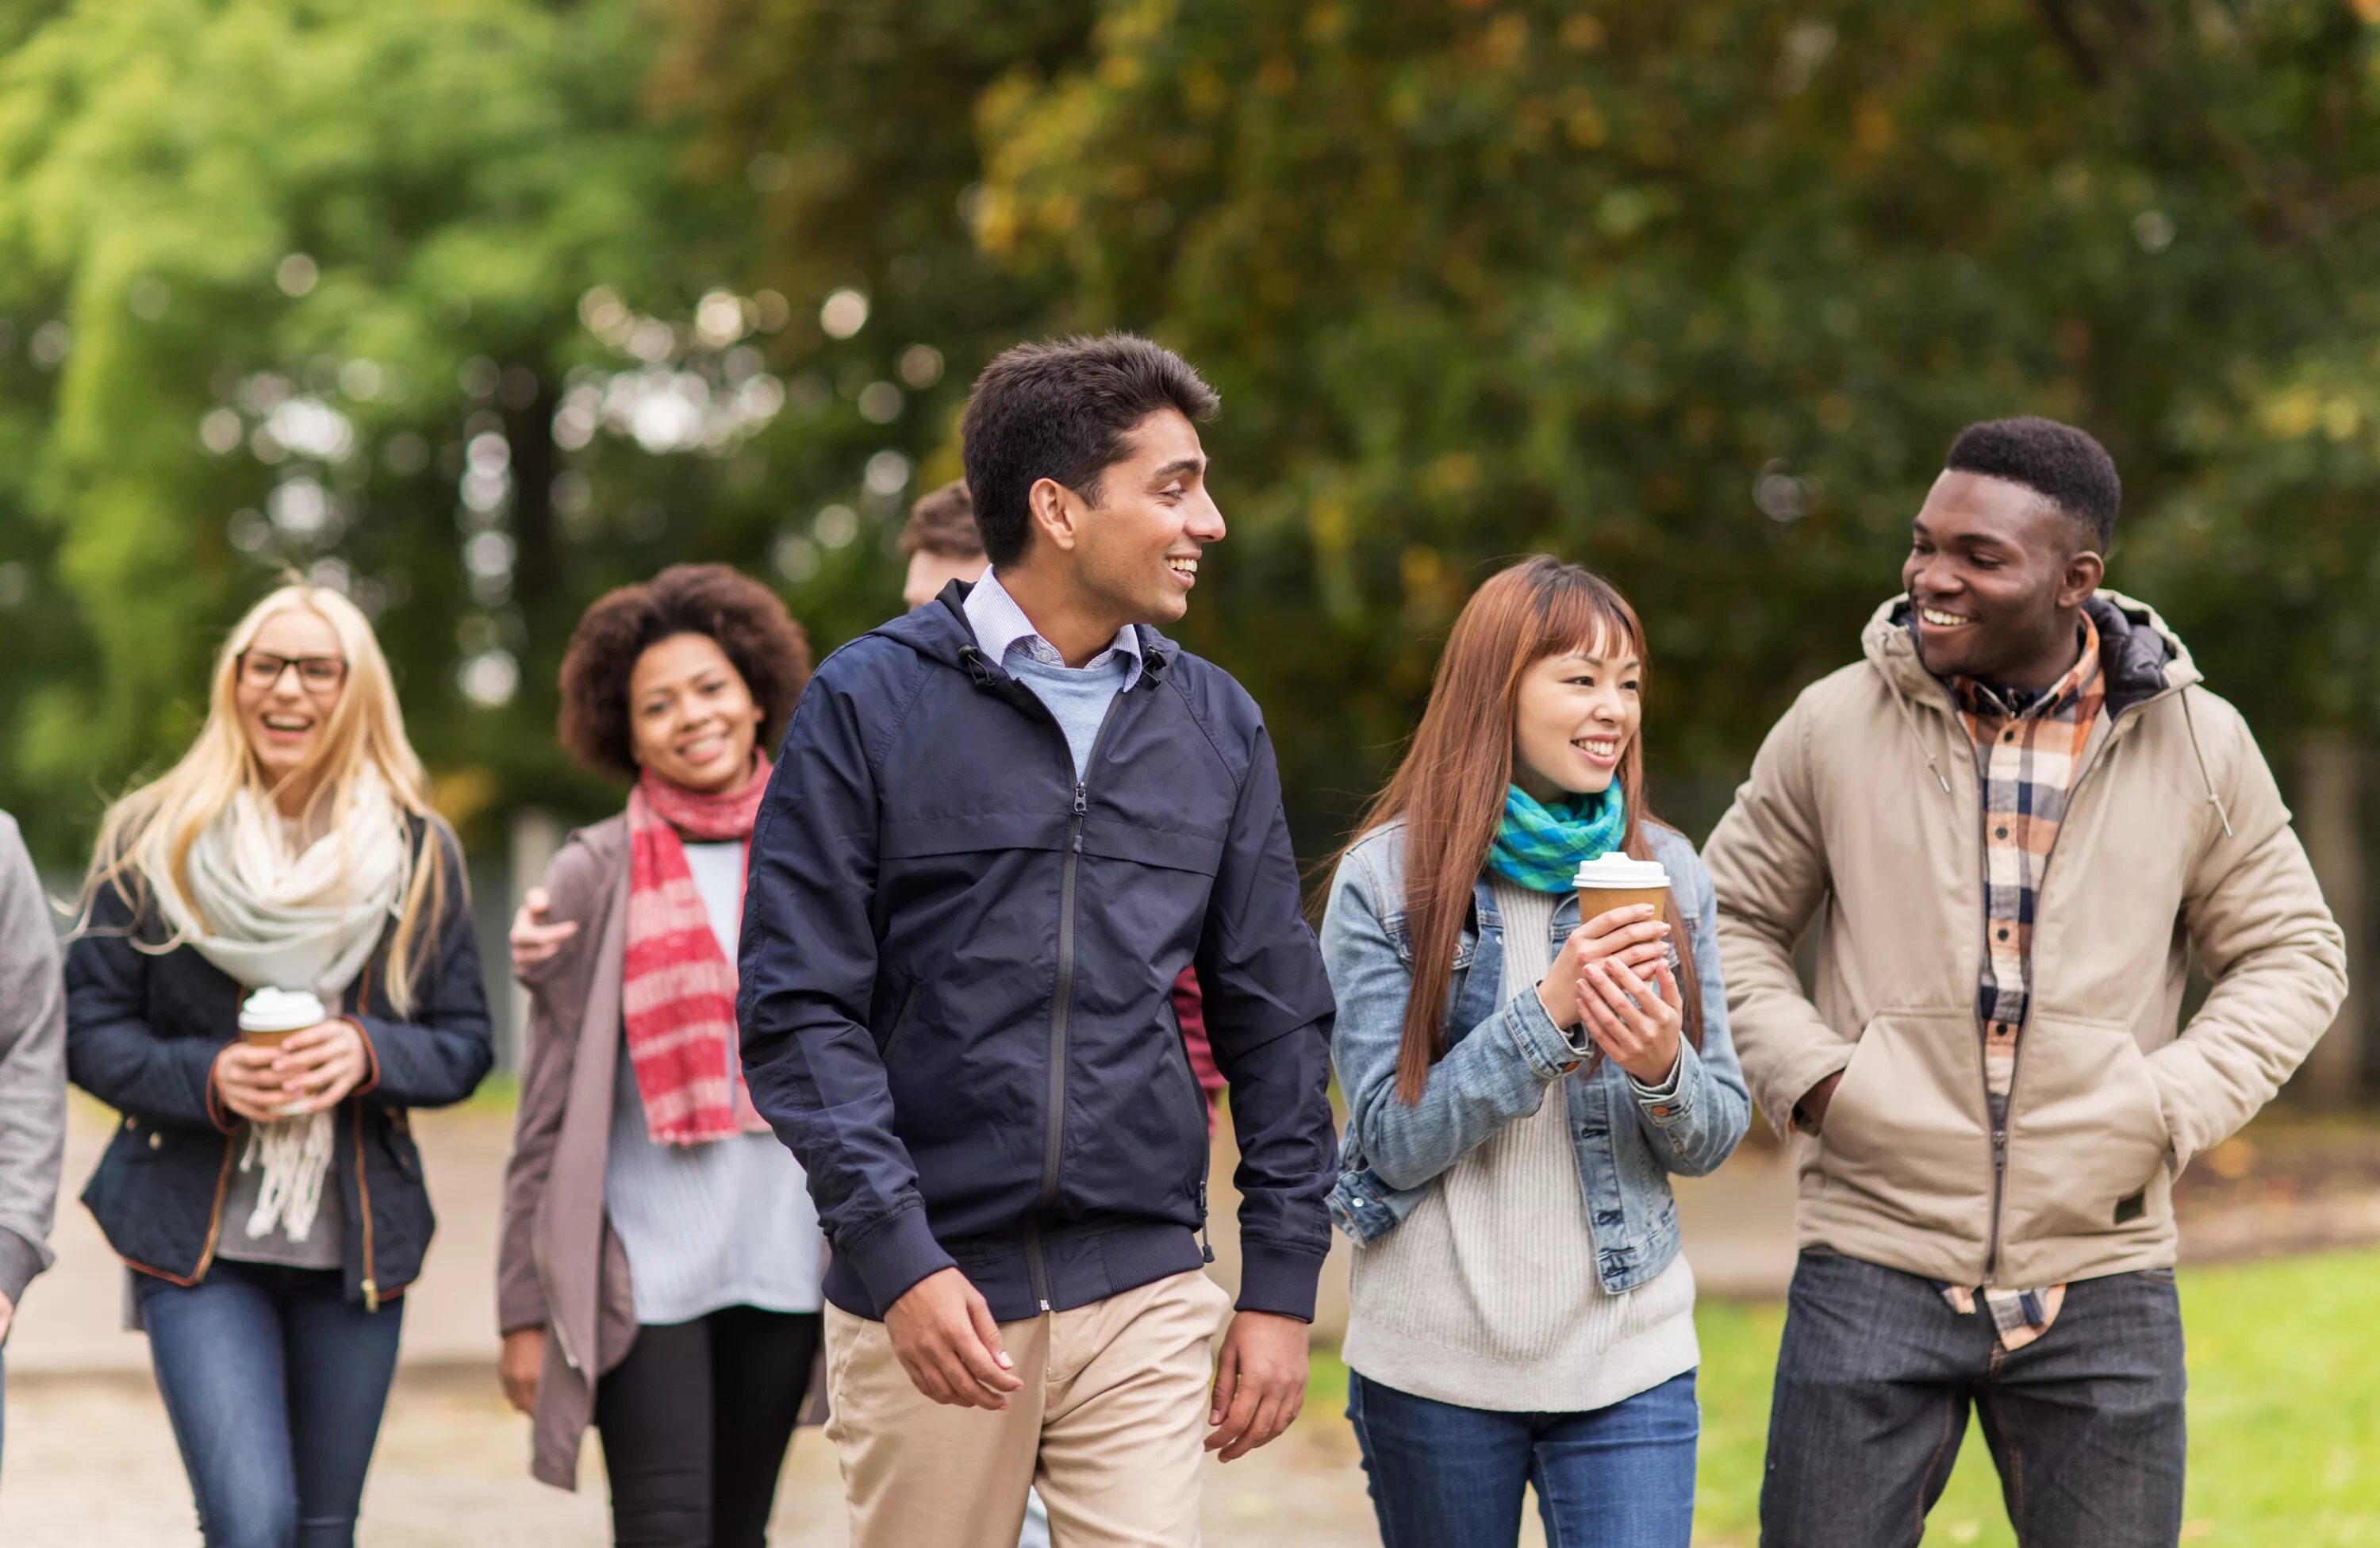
top-left (1150, 457), bottom-right (1205, 483)
top-left (1557, 652), bottom-right (1642, 670)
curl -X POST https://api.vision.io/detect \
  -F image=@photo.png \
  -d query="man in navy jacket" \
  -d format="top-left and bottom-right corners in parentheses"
top-left (738, 334), bottom-right (1337, 1548)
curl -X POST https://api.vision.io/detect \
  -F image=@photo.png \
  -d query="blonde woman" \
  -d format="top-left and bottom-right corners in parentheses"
top-left (66, 582), bottom-right (493, 1548)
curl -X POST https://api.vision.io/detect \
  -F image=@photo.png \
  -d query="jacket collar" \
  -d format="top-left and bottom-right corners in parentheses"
top-left (869, 578), bottom-right (1179, 690)
top-left (1860, 588), bottom-right (2200, 721)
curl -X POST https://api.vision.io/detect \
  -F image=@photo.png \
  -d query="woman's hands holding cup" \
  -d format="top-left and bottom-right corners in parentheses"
top-left (1578, 947), bottom-right (1684, 1086)
top-left (1537, 905), bottom-right (1671, 1031)
top-left (213, 1020), bottom-right (370, 1121)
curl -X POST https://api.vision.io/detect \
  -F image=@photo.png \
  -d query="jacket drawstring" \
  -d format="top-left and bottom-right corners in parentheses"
top-left (1890, 685), bottom-right (1953, 795)
top-left (2178, 686), bottom-right (2236, 839)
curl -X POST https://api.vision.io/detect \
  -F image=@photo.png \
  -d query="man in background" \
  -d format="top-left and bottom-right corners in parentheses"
top-left (900, 478), bottom-right (990, 610)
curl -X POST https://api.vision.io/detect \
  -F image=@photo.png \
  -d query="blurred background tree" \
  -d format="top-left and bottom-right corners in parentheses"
top-left (2, 0), bottom-right (2377, 1086)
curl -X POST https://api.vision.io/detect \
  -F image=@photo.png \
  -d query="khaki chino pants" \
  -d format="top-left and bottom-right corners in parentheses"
top-left (823, 1269), bottom-right (1233, 1548)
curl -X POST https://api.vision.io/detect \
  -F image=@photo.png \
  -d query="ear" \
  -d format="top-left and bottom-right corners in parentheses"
top-left (2056, 545), bottom-right (2105, 610)
top-left (1025, 476), bottom-right (1084, 556)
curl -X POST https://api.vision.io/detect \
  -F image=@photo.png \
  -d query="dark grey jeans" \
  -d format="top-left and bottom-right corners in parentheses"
top-left (1761, 1249), bottom-right (2186, 1548)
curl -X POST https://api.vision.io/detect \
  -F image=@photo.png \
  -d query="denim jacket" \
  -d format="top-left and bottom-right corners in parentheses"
top-left (1321, 820), bottom-right (1749, 1293)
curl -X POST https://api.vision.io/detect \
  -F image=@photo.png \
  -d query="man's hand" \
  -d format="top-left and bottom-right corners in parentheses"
top-left (499, 1327), bottom-right (544, 1415)
top-left (1205, 1310), bottom-right (1307, 1462)
top-left (509, 887), bottom-right (578, 978)
top-left (1795, 1071), bottom-right (1844, 1134)
top-left (884, 1267), bottom-right (1022, 1410)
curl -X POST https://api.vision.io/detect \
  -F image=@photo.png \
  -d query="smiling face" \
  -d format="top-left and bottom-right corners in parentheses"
top-left (1902, 470), bottom-right (2104, 687)
top-left (1511, 629), bottom-right (1642, 803)
top-left (1051, 407), bottom-right (1223, 628)
top-left (627, 632), bottom-right (765, 794)
top-left (234, 608), bottom-right (349, 792)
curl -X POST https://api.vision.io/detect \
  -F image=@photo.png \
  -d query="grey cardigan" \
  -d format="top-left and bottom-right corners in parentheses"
top-left (497, 816), bottom-right (644, 1489)
top-left (0, 811), bottom-right (65, 1314)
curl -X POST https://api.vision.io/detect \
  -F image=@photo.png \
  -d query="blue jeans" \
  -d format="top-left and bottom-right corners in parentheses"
top-left (1760, 1249), bottom-right (2186, 1548)
top-left (1348, 1369), bottom-right (1699, 1548)
top-left (136, 1261), bottom-right (406, 1548)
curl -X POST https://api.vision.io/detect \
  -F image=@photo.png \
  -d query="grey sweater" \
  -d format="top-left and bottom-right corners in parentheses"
top-left (0, 812), bottom-right (65, 1312)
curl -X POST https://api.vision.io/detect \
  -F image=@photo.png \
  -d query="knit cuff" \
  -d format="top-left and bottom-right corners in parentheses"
top-left (1234, 1240), bottom-right (1326, 1323)
top-left (839, 1203), bottom-right (957, 1315)
top-left (0, 1226), bottom-right (47, 1308)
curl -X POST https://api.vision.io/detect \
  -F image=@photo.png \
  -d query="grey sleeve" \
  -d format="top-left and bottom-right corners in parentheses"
top-left (0, 813), bottom-right (66, 1308)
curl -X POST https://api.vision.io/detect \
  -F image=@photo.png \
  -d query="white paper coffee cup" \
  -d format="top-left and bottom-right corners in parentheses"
top-left (1572, 854), bottom-right (1672, 920)
top-left (239, 987), bottom-right (326, 1050)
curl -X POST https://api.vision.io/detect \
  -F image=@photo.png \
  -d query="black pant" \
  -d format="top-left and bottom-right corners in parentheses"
top-left (1760, 1250), bottom-right (2186, 1548)
top-left (594, 1305), bottom-right (823, 1548)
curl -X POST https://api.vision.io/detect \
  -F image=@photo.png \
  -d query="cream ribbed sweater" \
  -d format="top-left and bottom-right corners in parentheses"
top-left (1340, 879), bottom-right (1699, 1412)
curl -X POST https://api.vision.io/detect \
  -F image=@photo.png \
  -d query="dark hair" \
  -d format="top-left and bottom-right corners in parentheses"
top-left (960, 333), bottom-right (1220, 567)
top-left (558, 563), bottom-right (812, 782)
top-left (898, 479), bottom-right (984, 561)
top-left (1945, 417), bottom-right (2121, 549)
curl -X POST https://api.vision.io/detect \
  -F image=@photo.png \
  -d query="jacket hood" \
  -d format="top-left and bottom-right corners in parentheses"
top-left (867, 579), bottom-right (1183, 686)
top-left (1861, 588), bottom-right (2201, 718)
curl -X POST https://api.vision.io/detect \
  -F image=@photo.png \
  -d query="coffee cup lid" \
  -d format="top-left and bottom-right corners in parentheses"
top-left (1572, 854), bottom-right (1671, 889)
top-left (240, 987), bottom-right (327, 1034)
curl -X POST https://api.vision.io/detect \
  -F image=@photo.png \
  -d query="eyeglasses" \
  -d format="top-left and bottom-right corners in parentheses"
top-left (236, 651), bottom-right (348, 693)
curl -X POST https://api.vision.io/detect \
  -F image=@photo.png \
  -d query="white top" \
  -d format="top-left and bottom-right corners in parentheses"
top-left (603, 839), bottom-right (827, 1324)
top-left (1339, 878), bottom-right (1699, 1412)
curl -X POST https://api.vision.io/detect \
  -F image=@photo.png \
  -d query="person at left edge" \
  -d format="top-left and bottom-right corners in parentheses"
top-left (0, 807), bottom-right (66, 1483)
top-left (739, 333), bottom-right (1338, 1548)
top-left (65, 581), bottom-right (493, 1548)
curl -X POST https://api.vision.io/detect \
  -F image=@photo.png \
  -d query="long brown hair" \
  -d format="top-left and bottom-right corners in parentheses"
top-left (1336, 556), bottom-right (1703, 1104)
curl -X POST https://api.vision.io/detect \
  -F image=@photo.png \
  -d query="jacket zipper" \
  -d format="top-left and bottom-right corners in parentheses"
top-left (190, 1137), bottom-right (236, 1283)
top-left (347, 965), bottom-right (382, 1312)
top-left (354, 1104), bottom-right (380, 1312)
top-left (1030, 691), bottom-right (1129, 1314)
top-left (1976, 703), bottom-right (2154, 1282)
top-left (1166, 1001), bottom-right (1215, 1264)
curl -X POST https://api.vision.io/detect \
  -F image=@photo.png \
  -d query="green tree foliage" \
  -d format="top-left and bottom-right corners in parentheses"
top-left (3, 1), bottom-right (2378, 865)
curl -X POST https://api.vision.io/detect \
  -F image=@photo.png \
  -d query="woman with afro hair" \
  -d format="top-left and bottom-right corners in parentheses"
top-left (495, 563), bottom-right (826, 1545)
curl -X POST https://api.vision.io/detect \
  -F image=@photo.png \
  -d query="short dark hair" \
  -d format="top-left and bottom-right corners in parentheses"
top-left (898, 479), bottom-right (984, 561)
top-left (1944, 417), bottom-right (2121, 549)
top-left (558, 563), bottom-right (812, 782)
top-left (960, 333), bottom-right (1220, 567)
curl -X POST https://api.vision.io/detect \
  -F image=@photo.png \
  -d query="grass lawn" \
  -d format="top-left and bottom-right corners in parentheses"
top-left (1311, 1248), bottom-right (2380, 1546)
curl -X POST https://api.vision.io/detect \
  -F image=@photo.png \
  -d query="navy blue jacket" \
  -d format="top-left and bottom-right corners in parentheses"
top-left (66, 820), bottom-right (493, 1308)
top-left (738, 583), bottom-right (1338, 1323)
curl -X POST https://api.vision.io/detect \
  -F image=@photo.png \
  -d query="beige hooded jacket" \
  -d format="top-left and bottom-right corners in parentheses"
top-left (1703, 591), bottom-right (2347, 1288)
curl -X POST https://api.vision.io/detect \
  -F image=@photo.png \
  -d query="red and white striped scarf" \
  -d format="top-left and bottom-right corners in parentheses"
top-left (622, 758), bottom-right (774, 1145)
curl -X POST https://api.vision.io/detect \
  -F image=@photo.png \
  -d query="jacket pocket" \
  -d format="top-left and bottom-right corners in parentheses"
top-left (1998, 1012), bottom-right (2172, 1245)
top-left (1815, 1009), bottom-right (1993, 1239)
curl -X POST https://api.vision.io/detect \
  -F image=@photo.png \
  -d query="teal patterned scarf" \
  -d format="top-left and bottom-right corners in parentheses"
top-left (1486, 782), bottom-right (1627, 893)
